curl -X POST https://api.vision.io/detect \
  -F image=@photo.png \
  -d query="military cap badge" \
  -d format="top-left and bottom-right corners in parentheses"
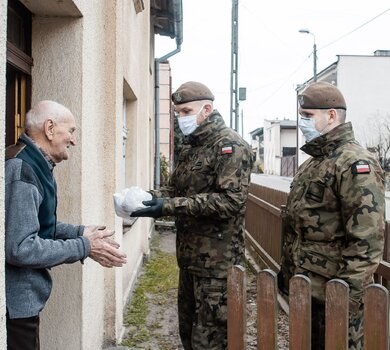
top-left (173, 92), bottom-right (182, 103)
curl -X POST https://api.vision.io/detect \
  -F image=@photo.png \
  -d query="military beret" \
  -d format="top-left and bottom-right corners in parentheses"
top-left (298, 82), bottom-right (347, 110)
top-left (172, 81), bottom-right (215, 105)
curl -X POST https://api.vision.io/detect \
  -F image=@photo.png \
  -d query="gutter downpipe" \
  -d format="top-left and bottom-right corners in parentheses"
top-left (154, 0), bottom-right (183, 189)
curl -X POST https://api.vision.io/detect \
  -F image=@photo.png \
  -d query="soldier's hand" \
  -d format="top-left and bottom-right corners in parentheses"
top-left (83, 226), bottom-right (127, 267)
top-left (131, 198), bottom-right (164, 218)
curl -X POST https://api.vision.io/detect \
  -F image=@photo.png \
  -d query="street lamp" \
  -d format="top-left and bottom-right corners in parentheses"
top-left (299, 28), bottom-right (317, 82)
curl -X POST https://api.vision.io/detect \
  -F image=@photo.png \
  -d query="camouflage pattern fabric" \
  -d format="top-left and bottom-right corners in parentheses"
top-left (178, 269), bottom-right (227, 350)
top-left (151, 111), bottom-right (253, 279)
top-left (279, 122), bottom-right (385, 349)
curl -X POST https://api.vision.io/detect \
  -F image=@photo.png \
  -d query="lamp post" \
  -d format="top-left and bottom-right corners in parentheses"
top-left (299, 28), bottom-right (317, 82)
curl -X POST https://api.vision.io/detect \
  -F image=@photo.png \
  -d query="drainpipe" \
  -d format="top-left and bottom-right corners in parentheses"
top-left (154, 0), bottom-right (183, 189)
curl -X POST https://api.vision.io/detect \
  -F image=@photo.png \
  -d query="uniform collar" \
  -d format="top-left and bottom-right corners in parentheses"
top-left (185, 110), bottom-right (226, 145)
top-left (301, 122), bottom-right (355, 157)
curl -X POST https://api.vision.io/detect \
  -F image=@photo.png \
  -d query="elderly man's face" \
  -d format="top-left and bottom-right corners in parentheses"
top-left (48, 114), bottom-right (76, 163)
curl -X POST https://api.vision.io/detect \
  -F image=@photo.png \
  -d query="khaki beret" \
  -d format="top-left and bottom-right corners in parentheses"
top-left (298, 82), bottom-right (347, 110)
top-left (172, 81), bottom-right (215, 105)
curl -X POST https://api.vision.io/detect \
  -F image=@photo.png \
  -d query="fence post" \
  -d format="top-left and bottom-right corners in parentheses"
top-left (289, 274), bottom-right (311, 350)
top-left (257, 269), bottom-right (278, 350)
top-left (228, 265), bottom-right (246, 350)
top-left (325, 279), bottom-right (349, 350)
top-left (364, 284), bottom-right (389, 350)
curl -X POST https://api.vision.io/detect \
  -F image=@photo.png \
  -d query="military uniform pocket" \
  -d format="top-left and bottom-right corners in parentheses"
top-left (199, 282), bottom-right (227, 327)
top-left (299, 249), bottom-right (339, 279)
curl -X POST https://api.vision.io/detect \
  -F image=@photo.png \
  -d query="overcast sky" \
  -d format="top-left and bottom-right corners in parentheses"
top-left (155, 0), bottom-right (390, 142)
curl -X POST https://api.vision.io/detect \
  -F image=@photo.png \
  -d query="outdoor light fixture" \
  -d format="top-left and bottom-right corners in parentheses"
top-left (299, 28), bottom-right (317, 82)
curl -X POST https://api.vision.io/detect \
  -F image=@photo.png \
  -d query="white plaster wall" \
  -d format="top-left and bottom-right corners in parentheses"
top-left (4, 0), bottom-right (155, 348)
top-left (337, 55), bottom-right (390, 147)
top-left (0, 0), bottom-right (7, 347)
top-left (264, 122), bottom-right (281, 175)
top-left (118, 0), bottom-right (155, 342)
top-left (30, 15), bottom-right (85, 350)
top-left (280, 129), bottom-right (296, 149)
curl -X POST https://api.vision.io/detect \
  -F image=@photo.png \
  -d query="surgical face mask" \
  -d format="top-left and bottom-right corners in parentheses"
top-left (299, 117), bottom-right (321, 142)
top-left (177, 105), bottom-right (204, 136)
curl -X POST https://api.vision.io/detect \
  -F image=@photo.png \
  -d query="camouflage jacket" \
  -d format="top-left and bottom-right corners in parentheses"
top-left (151, 111), bottom-right (253, 278)
top-left (280, 122), bottom-right (385, 309)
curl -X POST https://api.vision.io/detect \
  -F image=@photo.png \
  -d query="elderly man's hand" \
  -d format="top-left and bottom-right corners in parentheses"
top-left (130, 198), bottom-right (164, 218)
top-left (83, 225), bottom-right (127, 268)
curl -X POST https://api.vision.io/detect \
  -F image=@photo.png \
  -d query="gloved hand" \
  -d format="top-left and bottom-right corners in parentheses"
top-left (130, 198), bottom-right (164, 218)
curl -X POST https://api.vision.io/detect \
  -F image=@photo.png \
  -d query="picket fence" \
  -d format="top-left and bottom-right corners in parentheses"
top-left (227, 266), bottom-right (389, 350)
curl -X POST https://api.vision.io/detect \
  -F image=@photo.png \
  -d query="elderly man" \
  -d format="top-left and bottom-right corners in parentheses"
top-left (132, 81), bottom-right (253, 350)
top-left (279, 82), bottom-right (385, 349)
top-left (5, 100), bottom-right (127, 350)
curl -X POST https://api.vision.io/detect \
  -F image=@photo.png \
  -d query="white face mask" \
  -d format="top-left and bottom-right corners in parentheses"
top-left (177, 105), bottom-right (204, 136)
top-left (299, 114), bottom-right (330, 142)
top-left (299, 117), bottom-right (320, 142)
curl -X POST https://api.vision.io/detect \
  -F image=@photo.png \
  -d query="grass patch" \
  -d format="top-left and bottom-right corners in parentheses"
top-left (121, 246), bottom-right (179, 347)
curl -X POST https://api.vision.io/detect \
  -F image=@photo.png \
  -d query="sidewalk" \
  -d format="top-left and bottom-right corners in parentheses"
top-left (109, 225), bottom-right (289, 350)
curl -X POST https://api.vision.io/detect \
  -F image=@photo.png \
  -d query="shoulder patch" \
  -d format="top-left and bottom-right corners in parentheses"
top-left (351, 160), bottom-right (371, 175)
top-left (221, 144), bottom-right (234, 155)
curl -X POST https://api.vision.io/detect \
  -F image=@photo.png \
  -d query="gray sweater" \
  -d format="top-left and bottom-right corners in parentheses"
top-left (5, 134), bottom-right (90, 318)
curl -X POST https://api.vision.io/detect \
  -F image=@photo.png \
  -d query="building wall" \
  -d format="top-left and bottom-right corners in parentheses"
top-left (263, 121), bottom-right (281, 175)
top-left (337, 55), bottom-right (390, 147)
top-left (159, 62), bottom-right (172, 165)
top-left (280, 129), bottom-right (296, 150)
top-left (3, 0), bottom-right (155, 349)
top-left (0, 0), bottom-right (7, 347)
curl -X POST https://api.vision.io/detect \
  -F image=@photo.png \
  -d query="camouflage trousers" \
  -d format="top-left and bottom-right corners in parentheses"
top-left (178, 269), bottom-right (227, 350)
top-left (312, 298), bottom-right (364, 350)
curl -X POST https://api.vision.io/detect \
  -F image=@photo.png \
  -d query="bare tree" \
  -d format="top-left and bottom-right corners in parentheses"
top-left (363, 112), bottom-right (390, 171)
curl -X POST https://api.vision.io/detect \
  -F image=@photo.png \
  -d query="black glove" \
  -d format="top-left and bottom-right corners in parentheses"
top-left (130, 198), bottom-right (164, 218)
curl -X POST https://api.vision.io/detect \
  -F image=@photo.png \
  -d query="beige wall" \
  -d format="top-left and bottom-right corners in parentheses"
top-left (0, 0), bottom-right (7, 347)
top-left (3, 0), bottom-right (155, 349)
top-left (159, 62), bottom-right (172, 163)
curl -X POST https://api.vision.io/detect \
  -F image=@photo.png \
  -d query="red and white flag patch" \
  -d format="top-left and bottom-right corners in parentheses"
top-left (352, 161), bottom-right (371, 174)
top-left (221, 145), bottom-right (233, 155)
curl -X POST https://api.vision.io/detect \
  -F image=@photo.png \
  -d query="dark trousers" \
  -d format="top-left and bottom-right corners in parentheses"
top-left (6, 314), bottom-right (40, 350)
top-left (178, 269), bottom-right (228, 350)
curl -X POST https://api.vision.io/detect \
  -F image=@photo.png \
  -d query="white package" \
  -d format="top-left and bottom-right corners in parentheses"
top-left (113, 186), bottom-right (152, 218)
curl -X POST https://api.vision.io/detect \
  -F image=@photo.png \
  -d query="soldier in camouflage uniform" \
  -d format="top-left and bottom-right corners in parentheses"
top-left (279, 82), bottom-right (385, 350)
top-left (132, 81), bottom-right (253, 350)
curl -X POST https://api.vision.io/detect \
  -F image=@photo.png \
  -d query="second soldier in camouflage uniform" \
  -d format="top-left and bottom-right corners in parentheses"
top-left (132, 81), bottom-right (253, 350)
top-left (279, 82), bottom-right (385, 350)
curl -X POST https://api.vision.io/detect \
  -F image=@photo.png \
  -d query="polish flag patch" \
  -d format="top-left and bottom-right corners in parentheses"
top-left (221, 145), bottom-right (233, 155)
top-left (352, 161), bottom-right (371, 174)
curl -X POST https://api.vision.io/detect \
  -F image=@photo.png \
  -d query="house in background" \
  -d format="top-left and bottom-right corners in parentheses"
top-left (263, 119), bottom-right (297, 176)
top-left (297, 50), bottom-right (390, 165)
top-left (0, 0), bottom-right (182, 348)
top-left (249, 127), bottom-right (264, 171)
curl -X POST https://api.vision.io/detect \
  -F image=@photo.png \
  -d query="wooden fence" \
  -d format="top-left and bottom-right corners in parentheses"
top-left (227, 266), bottom-right (390, 350)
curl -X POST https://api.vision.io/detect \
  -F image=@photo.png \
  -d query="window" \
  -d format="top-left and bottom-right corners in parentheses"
top-left (282, 147), bottom-right (296, 157)
top-left (6, 0), bottom-right (32, 146)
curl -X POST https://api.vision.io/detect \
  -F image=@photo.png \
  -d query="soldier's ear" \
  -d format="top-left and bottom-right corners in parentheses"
top-left (204, 103), bottom-right (212, 115)
top-left (328, 109), bottom-right (337, 123)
